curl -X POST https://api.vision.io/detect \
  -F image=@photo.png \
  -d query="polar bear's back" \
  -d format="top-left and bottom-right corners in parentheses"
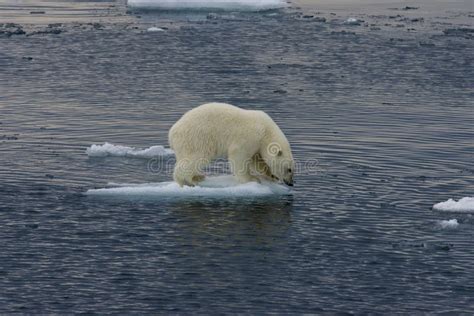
top-left (184, 102), bottom-right (247, 123)
top-left (169, 103), bottom-right (266, 157)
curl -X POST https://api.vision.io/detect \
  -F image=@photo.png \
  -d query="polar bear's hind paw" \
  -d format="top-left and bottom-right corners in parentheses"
top-left (192, 174), bottom-right (205, 184)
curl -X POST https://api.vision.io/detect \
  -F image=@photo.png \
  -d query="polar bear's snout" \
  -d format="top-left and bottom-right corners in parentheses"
top-left (272, 173), bottom-right (293, 186)
top-left (268, 164), bottom-right (294, 186)
top-left (282, 169), bottom-right (294, 186)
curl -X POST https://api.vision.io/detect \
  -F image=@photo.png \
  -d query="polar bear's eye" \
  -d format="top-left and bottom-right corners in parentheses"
top-left (288, 168), bottom-right (292, 173)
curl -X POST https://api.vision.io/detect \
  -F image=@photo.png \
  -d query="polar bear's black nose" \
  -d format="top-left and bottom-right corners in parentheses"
top-left (284, 180), bottom-right (293, 186)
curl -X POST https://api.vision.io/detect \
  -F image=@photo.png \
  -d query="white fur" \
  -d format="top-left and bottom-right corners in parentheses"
top-left (169, 103), bottom-right (294, 187)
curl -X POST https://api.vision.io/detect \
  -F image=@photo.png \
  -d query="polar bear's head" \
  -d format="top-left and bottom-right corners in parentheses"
top-left (261, 140), bottom-right (294, 186)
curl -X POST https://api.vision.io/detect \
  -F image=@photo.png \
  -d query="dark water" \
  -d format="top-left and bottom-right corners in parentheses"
top-left (1, 1), bottom-right (474, 313)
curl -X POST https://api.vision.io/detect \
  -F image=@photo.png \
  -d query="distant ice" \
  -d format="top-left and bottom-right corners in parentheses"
top-left (147, 27), bottom-right (165, 32)
top-left (87, 175), bottom-right (290, 198)
top-left (86, 142), bottom-right (174, 158)
top-left (345, 17), bottom-right (362, 25)
top-left (437, 219), bottom-right (459, 229)
top-left (433, 197), bottom-right (474, 212)
top-left (127, 0), bottom-right (288, 11)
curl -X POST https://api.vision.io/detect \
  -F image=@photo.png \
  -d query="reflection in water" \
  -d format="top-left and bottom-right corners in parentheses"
top-left (157, 197), bottom-right (294, 302)
top-left (170, 197), bottom-right (293, 248)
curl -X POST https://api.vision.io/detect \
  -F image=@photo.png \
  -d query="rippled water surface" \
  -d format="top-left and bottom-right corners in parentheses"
top-left (1, 0), bottom-right (473, 313)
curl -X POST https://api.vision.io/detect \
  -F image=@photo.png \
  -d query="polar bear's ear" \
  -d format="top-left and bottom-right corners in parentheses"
top-left (277, 150), bottom-right (283, 156)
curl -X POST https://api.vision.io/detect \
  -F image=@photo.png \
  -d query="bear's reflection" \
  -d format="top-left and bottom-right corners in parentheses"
top-left (167, 196), bottom-right (294, 248)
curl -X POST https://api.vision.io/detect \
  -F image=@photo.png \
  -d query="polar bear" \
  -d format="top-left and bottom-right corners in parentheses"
top-left (169, 103), bottom-right (295, 187)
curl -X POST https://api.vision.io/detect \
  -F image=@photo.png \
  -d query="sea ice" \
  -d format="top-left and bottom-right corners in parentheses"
top-left (127, 0), bottom-right (288, 11)
top-left (86, 142), bottom-right (174, 158)
top-left (437, 219), bottom-right (459, 229)
top-left (345, 17), bottom-right (361, 25)
top-left (433, 197), bottom-right (474, 212)
top-left (86, 175), bottom-right (291, 198)
top-left (147, 27), bottom-right (165, 32)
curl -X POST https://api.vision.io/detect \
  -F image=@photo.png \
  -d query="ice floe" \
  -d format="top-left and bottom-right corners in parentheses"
top-left (436, 219), bottom-right (459, 229)
top-left (127, 0), bottom-right (288, 11)
top-left (147, 27), bottom-right (166, 32)
top-left (344, 17), bottom-right (362, 25)
top-left (86, 142), bottom-right (174, 158)
top-left (87, 175), bottom-right (291, 198)
top-left (433, 197), bottom-right (474, 212)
